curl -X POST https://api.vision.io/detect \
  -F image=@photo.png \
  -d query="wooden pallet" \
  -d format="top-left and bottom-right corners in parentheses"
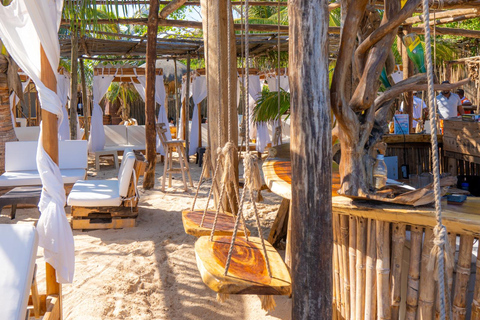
top-left (71, 206), bottom-right (138, 230)
top-left (182, 210), bottom-right (250, 237)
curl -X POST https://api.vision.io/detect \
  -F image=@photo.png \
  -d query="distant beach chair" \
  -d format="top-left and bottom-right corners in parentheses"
top-left (67, 149), bottom-right (147, 230)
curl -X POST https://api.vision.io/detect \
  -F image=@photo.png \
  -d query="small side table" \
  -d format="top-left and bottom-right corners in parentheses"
top-left (0, 186), bottom-right (42, 220)
top-left (94, 150), bottom-right (119, 171)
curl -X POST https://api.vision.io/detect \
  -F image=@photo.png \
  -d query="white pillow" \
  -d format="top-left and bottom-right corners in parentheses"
top-left (118, 151), bottom-right (136, 197)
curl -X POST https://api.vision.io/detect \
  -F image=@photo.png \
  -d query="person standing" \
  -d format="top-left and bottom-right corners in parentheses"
top-left (436, 81), bottom-right (464, 119)
top-left (399, 91), bottom-right (427, 130)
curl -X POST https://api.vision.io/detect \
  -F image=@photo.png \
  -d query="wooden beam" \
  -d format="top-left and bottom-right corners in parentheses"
top-left (159, 0), bottom-right (187, 19)
top-left (403, 8), bottom-right (480, 24)
top-left (411, 26), bottom-right (480, 38)
top-left (65, 0), bottom-right (288, 6)
top-left (143, 0), bottom-right (160, 190)
top-left (40, 45), bottom-right (62, 317)
top-left (289, 0), bottom-right (332, 318)
top-left (62, 18), bottom-right (290, 32)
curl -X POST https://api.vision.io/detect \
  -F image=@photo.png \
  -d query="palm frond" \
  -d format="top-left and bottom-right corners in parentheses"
top-left (253, 88), bottom-right (290, 123)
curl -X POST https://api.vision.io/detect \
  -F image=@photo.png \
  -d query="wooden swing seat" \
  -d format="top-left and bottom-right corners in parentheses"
top-left (182, 210), bottom-right (250, 237)
top-left (195, 236), bottom-right (291, 295)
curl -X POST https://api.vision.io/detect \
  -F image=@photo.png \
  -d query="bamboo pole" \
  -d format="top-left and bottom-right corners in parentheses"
top-left (405, 226), bottom-right (423, 320)
top-left (452, 235), bottom-right (474, 320)
top-left (40, 44), bottom-right (62, 317)
top-left (185, 53), bottom-right (191, 160)
top-left (143, 0), bottom-right (160, 190)
top-left (335, 213), bottom-right (345, 317)
top-left (333, 214), bottom-right (342, 316)
top-left (364, 219), bottom-right (377, 320)
top-left (79, 58), bottom-right (88, 139)
top-left (356, 217), bottom-right (367, 320)
top-left (340, 215), bottom-right (350, 320)
top-left (376, 220), bottom-right (391, 320)
top-left (418, 228), bottom-right (435, 320)
top-left (390, 223), bottom-right (406, 320)
top-left (349, 216), bottom-right (357, 320)
top-left (471, 239), bottom-right (480, 320)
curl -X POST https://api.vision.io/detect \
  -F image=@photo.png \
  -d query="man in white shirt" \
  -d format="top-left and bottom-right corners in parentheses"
top-left (399, 91), bottom-right (427, 129)
top-left (436, 81), bottom-right (464, 119)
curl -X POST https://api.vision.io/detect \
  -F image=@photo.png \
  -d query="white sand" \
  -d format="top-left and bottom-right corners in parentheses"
top-left (0, 155), bottom-right (292, 320)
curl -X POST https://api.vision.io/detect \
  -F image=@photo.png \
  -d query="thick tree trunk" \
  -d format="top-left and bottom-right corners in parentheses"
top-left (143, 0), bottom-right (160, 190)
top-left (289, 0), bottom-right (332, 318)
top-left (402, 26), bottom-right (414, 133)
top-left (70, 31), bottom-right (78, 140)
top-left (200, 0), bottom-right (238, 212)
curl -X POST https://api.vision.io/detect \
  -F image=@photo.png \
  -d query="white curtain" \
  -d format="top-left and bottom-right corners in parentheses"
top-left (189, 75), bottom-right (207, 156)
top-left (247, 75), bottom-right (270, 152)
top-left (132, 74), bottom-right (169, 155)
top-left (89, 74), bottom-right (115, 152)
top-left (0, 0), bottom-right (74, 283)
top-left (9, 79), bottom-right (30, 127)
top-left (178, 77), bottom-right (192, 141)
top-left (57, 74), bottom-right (70, 140)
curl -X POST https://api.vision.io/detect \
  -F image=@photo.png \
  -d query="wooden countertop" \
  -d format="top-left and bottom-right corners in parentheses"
top-left (382, 134), bottom-right (443, 144)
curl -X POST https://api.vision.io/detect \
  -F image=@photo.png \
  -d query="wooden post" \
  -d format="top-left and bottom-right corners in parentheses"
top-left (185, 53), bottom-right (191, 160)
top-left (40, 45), bottom-right (62, 316)
top-left (143, 0), bottom-right (160, 190)
top-left (80, 58), bottom-right (89, 139)
top-left (69, 31), bottom-right (78, 140)
top-left (289, 1), bottom-right (332, 318)
top-left (174, 59), bottom-right (180, 132)
top-left (401, 27), bottom-right (414, 133)
top-left (200, 0), bottom-right (238, 211)
top-left (198, 103), bottom-right (202, 148)
top-left (181, 97), bottom-right (186, 139)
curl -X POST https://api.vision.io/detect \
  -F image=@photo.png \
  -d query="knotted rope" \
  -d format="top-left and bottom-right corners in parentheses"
top-left (422, 0), bottom-right (448, 318)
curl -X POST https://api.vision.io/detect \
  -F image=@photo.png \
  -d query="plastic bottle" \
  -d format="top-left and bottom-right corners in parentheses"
top-left (373, 154), bottom-right (388, 190)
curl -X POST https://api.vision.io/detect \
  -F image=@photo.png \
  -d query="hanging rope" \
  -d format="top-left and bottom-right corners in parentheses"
top-left (421, 1), bottom-right (449, 319)
top-left (227, 0), bottom-right (233, 143)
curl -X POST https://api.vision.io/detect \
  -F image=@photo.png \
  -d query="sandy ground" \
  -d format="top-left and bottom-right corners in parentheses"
top-left (0, 154), bottom-right (292, 320)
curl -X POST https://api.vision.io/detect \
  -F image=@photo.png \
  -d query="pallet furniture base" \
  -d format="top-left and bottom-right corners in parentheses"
top-left (71, 206), bottom-right (138, 230)
top-left (182, 210), bottom-right (250, 237)
top-left (195, 236), bottom-right (291, 295)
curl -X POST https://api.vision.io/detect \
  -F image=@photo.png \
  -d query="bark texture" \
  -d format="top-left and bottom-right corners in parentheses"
top-left (0, 55), bottom-right (17, 174)
top-left (289, 0), bottom-right (332, 318)
top-left (143, 0), bottom-right (160, 190)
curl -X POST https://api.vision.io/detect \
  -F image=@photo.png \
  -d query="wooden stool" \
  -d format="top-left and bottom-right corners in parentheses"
top-left (156, 123), bottom-right (193, 192)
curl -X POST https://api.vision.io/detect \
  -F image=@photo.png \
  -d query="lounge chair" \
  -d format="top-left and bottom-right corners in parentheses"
top-left (67, 149), bottom-right (147, 230)
top-left (0, 224), bottom-right (38, 320)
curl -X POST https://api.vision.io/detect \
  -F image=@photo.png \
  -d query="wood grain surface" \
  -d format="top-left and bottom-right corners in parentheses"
top-left (195, 236), bottom-right (291, 295)
top-left (182, 210), bottom-right (250, 237)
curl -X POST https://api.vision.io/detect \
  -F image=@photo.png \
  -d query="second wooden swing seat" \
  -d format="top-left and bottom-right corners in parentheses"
top-left (195, 236), bottom-right (291, 295)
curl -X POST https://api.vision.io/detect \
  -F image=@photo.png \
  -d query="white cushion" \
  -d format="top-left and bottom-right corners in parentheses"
top-left (104, 125), bottom-right (128, 147)
top-left (5, 141), bottom-right (37, 172)
top-left (126, 125), bottom-right (145, 146)
top-left (5, 140), bottom-right (88, 172)
top-left (14, 126), bottom-right (40, 141)
top-left (59, 140), bottom-right (88, 170)
top-left (118, 151), bottom-right (135, 197)
top-left (67, 180), bottom-right (122, 207)
top-left (0, 169), bottom-right (86, 187)
top-left (0, 224), bottom-right (38, 320)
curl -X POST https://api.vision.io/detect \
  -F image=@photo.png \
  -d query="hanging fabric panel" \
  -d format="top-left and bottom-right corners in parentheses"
top-left (89, 74), bottom-right (115, 152)
top-left (133, 74), bottom-right (169, 155)
top-left (9, 80), bottom-right (29, 127)
top-left (189, 75), bottom-right (207, 156)
top-left (57, 73), bottom-right (70, 140)
top-left (0, 0), bottom-right (75, 283)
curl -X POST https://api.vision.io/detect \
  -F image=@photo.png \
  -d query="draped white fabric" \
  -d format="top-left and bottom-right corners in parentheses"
top-left (179, 77), bottom-right (192, 141)
top-left (0, 0), bottom-right (74, 283)
top-left (266, 75), bottom-right (290, 92)
top-left (89, 74), bottom-right (115, 152)
top-left (9, 80), bottom-right (29, 127)
top-left (132, 74), bottom-right (169, 154)
top-left (189, 75), bottom-right (207, 156)
top-left (57, 74), bottom-right (70, 140)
